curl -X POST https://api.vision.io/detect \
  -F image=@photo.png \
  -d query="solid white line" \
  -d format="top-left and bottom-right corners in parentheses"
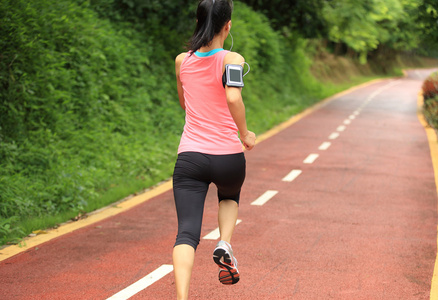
top-left (106, 264), bottom-right (174, 300)
top-left (329, 132), bottom-right (340, 140)
top-left (251, 190), bottom-right (278, 206)
top-left (282, 169), bottom-right (302, 182)
top-left (304, 154), bottom-right (319, 164)
top-left (203, 220), bottom-right (242, 240)
top-left (337, 125), bottom-right (346, 132)
top-left (318, 142), bottom-right (331, 151)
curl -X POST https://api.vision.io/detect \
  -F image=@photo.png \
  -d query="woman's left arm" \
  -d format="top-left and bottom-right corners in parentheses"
top-left (224, 52), bottom-right (256, 150)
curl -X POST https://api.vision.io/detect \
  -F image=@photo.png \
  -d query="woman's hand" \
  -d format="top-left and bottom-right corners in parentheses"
top-left (240, 130), bottom-right (256, 150)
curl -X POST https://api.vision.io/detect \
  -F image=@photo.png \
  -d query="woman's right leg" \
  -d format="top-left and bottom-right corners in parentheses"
top-left (218, 199), bottom-right (238, 244)
top-left (211, 153), bottom-right (246, 285)
top-left (213, 153), bottom-right (245, 244)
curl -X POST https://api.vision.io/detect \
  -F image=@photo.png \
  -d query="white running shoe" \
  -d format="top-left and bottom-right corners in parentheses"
top-left (213, 241), bottom-right (240, 285)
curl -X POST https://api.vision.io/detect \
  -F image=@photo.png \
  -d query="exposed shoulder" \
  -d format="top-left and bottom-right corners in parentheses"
top-left (175, 52), bottom-right (188, 66)
top-left (224, 51), bottom-right (245, 65)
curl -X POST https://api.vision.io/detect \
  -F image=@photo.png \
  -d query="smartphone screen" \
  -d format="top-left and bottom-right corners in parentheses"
top-left (230, 69), bottom-right (242, 83)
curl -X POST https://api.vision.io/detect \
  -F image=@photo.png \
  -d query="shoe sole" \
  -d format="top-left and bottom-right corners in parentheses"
top-left (213, 247), bottom-right (240, 285)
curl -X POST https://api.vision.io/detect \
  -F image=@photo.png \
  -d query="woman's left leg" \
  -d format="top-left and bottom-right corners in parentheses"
top-left (173, 244), bottom-right (195, 300)
top-left (172, 152), bottom-right (211, 299)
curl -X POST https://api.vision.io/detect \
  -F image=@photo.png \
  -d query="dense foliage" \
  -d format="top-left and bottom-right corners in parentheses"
top-left (0, 0), bottom-right (184, 243)
top-left (237, 0), bottom-right (328, 38)
top-left (88, 0), bottom-right (197, 59)
top-left (416, 0), bottom-right (438, 57)
top-left (0, 0), bottom-right (436, 245)
top-left (241, 0), bottom-right (438, 60)
top-left (423, 72), bottom-right (438, 130)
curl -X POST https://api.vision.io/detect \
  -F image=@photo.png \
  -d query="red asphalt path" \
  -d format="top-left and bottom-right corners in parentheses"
top-left (1, 69), bottom-right (437, 299)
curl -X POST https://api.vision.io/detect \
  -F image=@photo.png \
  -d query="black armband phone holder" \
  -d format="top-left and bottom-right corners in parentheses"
top-left (222, 64), bottom-right (244, 88)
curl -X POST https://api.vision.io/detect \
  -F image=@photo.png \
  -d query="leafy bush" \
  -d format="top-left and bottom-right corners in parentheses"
top-left (0, 0), bottom-right (183, 229)
top-left (424, 97), bottom-right (438, 130)
top-left (423, 72), bottom-right (438, 129)
top-left (422, 72), bottom-right (438, 100)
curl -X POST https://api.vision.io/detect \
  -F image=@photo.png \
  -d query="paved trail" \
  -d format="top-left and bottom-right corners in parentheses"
top-left (1, 69), bottom-right (437, 299)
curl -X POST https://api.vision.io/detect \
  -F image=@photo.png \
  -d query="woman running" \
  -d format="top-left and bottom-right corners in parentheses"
top-left (172, 0), bottom-right (256, 299)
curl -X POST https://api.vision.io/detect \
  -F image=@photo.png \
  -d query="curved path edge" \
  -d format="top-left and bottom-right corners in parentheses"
top-left (417, 92), bottom-right (438, 299)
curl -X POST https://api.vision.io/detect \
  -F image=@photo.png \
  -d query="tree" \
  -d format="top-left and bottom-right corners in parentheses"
top-left (416, 0), bottom-right (438, 56)
top-left (238, 0), bottom-right (328, 38)
top-left (323, 0), bottom-right (407, 62)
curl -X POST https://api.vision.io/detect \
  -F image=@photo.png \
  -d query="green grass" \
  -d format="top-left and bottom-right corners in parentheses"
top-left (2, 173), bottom-right (175, 246)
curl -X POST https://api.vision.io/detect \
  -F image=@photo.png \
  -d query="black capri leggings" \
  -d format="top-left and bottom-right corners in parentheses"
top-left (173, 151), bottom-right (246, 250)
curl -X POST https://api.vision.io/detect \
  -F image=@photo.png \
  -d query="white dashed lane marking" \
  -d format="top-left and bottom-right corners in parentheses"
top-left (329, 132), bottom-right (340, 140)
top-left (251, 190), bottom-right (279, 206)
top-left (318, 142), bottom-right (331, 151)
top-left (203, 219), bottom-right (242, 240)
top-left (282, 169), bottom-right (302, 182)
top-left (106, 264), bottom-right (174, 300)
top-left (303, 154), bottom-right (319, 164)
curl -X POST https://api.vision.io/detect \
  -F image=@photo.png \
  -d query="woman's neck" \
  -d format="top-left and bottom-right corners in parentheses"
top-left (198, 34), bottom-right (226, 53)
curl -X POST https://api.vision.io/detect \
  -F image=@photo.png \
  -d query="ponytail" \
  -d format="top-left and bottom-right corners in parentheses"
top-left (188, 0), bottom-right (233, 53)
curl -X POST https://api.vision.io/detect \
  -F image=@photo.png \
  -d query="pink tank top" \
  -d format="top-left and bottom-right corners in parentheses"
top-left (178, 50), bottom-right (243, 155)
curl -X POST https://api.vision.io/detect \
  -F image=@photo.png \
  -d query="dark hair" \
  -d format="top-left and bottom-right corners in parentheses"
top-left (188, 0), bottom-right (233, 53)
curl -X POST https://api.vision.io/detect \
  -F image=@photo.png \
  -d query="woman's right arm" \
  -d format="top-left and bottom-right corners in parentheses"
top-left (175, 53), bottom-right (187, 110)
